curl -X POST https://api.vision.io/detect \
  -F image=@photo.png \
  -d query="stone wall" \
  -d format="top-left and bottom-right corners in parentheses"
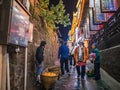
top-left (8, 46), bottom-right (25, 90)
top-left (27, 17), bottom-right (59, 89)
top-left (100, 45), bottom-right (120, 82)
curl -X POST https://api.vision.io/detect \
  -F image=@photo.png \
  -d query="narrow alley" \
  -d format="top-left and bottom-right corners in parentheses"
top-left (0, 0), bottom-right (120, 90)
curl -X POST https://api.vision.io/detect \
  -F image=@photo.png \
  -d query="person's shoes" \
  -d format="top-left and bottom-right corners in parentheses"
top-left (70, 65), bottom-right (72, 69)
top-left (77, 75), bottom-right (80, 79)
top-left (93, 77), bottom-right (101, 80)
top-left (73, 64), bottom-right (76, 66)
top-left (68, 73), bottom-right (71, 76)
top-left (60, 74), bottom-right (65, 78)
top-left (81, 76), bottom-right (84, 80)
top-left (35, 81), bottom-right (40, 86)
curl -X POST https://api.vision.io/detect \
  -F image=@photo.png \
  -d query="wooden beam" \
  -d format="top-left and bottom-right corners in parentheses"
top-left (24, 48), bottom-right (28, 90)
top-left (0, 45), bottom-right (2, 90)
top-left (1, 46), bottom-right (7, 90)
top-left (7, 53), bottom-right (10, 90)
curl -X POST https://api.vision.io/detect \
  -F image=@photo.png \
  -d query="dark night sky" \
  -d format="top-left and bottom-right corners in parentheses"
top-left (50, 0), bottom-right (78, 41)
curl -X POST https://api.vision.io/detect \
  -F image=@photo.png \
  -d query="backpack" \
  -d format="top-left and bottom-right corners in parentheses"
top-left (35, 46), bottom-right (44, 64)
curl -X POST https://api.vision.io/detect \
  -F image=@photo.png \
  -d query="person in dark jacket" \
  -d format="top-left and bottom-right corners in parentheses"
top-left (58, 41), bottom-right (70, 76)
top-left (35, 41), bottom-right (46, 85)
top-left (92, 43), bottom-right (101, 80)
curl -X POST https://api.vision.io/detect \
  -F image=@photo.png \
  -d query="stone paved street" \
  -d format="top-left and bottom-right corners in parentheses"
top-left (31, 66), bottom-right (111, 90)
top-left (54, 67), bottom-right (111, 90)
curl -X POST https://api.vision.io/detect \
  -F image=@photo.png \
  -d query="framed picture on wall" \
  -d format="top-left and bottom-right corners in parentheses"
top-left (100, 0), bottom-right (116, 13)
top-left (89, 8), bottom-right (99, 31)
top-left (93, 8), bottom-right (106, 25)
top-left (94, 0), bottom-right (106, 24)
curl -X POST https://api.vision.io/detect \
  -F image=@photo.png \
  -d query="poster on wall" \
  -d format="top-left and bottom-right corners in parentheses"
top-left (9, 6), bottom-right (30, 47)
top-left (100, 0), bottom-right (116, 12)
top-left (94, 0), bottom-right (106, 24)
top-left (89, 8), bottom-right (99, 31)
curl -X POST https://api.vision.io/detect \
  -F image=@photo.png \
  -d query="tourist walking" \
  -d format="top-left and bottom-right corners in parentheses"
top-left (58, 41), bottom-right (70, 76)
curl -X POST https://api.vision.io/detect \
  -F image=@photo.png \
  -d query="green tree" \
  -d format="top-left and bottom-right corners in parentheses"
top-left (35, 0), bottom-right (71, 29)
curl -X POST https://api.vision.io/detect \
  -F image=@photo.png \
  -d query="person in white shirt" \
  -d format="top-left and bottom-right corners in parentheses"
top-left (69, 43), bottom-right (76, 67)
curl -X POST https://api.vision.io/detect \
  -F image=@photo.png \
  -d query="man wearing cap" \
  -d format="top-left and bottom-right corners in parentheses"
top-left (35, 41), bottom-right (46, 85)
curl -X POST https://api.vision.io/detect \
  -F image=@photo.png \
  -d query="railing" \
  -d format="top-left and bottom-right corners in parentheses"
top-left (90, 7), bottom-right (120, 50)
